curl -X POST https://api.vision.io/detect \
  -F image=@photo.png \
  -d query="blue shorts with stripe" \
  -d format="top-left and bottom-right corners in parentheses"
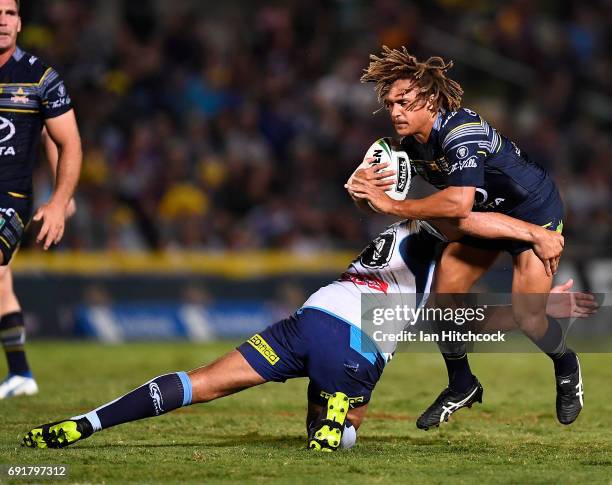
top-left (237, 308), bottom-right (385, 408)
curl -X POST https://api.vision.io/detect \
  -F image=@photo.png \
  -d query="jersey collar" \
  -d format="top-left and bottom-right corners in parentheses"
top-left (432, 109), bottom-right (445, 133)
top-left (12, 46), bottom-right (24, 62)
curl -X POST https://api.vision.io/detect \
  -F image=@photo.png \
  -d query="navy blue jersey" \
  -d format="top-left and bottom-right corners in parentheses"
top-left (401, 108), bottom-right (556, 216)
top-left (0, 47), bottom-right (72, 194)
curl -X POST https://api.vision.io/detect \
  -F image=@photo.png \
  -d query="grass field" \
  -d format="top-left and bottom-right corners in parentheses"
top-left (0, 342), bottom-right (610, 484)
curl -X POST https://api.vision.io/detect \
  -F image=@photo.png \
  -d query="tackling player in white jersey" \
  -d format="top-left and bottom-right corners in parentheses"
top-left (22, 215), bottom-right (590, 451)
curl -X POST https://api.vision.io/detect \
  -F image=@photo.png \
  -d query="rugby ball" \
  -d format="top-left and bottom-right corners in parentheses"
top-left (349, 137), bottom-right (411, 201)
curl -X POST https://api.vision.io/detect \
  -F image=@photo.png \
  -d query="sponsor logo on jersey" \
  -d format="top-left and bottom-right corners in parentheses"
top-left (49, 97), bottom-right (71, 109)
top-left (247, 334), bottom-right (280, 365)
top-left (0, 116), bottom-right (16, 157)
top-left (0, 117), bottom-right (15, 144)
top-left (10, 87), bottom-right (29, 104)
top-left (149, 382), bottom-right (164, 415)
top-left (464, 108), bottom-right (478, 116)
top-left (340, 272), bottom-right (389, 294)
top-left (474, 188), bottom-right (505, 209)
top-left (29, 56), bottom-right (37, 65)
top-left (448, 157), bottom-right (478, 175)
top-left (414, 156), bottom-right (448, 174)
top-left (358, 228), bottom-right (396, 269)
top-left (320, 390), bottom-right (364, 406)
top-left (0, 207), bottom-right (17, 218)
top-left (456, 146), bottom-right (469, 159)
top-left (441, 111), bottom-right (458, 129)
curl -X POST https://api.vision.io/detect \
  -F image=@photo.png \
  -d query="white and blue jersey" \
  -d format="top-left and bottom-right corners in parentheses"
top-left (237, 220), bottom-right (444, 407)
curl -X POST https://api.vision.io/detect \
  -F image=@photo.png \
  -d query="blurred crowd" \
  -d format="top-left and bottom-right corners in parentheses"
top-left (19, 0), bottom-right (612, 255)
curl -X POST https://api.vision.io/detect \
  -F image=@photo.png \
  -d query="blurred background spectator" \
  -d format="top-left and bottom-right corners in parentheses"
top-left (19, 0), bottom-right (612, 258)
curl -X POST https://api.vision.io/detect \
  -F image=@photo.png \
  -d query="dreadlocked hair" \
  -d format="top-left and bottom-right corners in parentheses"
top-left (361, 46), bottom-right (463, 112)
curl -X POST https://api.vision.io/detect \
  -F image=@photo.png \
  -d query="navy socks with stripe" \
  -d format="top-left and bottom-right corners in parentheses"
top-left (73, 372), bottom-right (193, 431)
top-left (0, 312), bottom-right (31, 377)
top-left (442, 352), bottom-right (475, 393)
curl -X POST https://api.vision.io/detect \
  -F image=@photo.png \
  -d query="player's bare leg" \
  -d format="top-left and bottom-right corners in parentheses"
top-left (0, 266), bottom-right (20, 314)
top-left (0, 266), bottom-right (38, 399)
top-left (188, 350), bottom-right (267, 402)
top-left (433, 242), bottom-right (500, 293)
top-left (306, 400), bottom-right (368, 451)
top-left (512, 250), bottom-right (583, 424)
top-left (511, 249), bottom-right (553, 337)
top-left (417, 243), bottom-right (499, 430)
top-left (23, 350), bottom-right (266, 448)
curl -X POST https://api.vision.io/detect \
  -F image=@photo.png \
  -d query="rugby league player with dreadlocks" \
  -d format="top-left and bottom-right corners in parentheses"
top-left (346, 46), bottom-right (585, 429)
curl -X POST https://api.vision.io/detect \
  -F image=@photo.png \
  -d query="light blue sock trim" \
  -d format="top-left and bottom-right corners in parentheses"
top-left (177, 371), bottom-right (192, 406)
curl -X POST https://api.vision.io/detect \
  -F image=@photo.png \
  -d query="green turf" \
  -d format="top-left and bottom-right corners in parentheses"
top-left (0, 342), bottom-right (610, 484)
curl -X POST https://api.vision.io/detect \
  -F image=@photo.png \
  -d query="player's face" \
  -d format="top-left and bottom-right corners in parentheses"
top-left (0, 0), bottom-right (20, 53)
top-left (384, 79), bottom-right (435, 139)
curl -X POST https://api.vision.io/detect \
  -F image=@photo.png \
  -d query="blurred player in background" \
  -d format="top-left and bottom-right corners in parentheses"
top-left (347, 46), bottom-right (585, 428)
top-left (0, 0), bottom-right (82, 399)
top-left (23, 211), bottom-right (590, 450)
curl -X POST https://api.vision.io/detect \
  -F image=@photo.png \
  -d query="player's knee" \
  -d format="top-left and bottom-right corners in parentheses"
top-left (340, 419), bottom-right (357, 449)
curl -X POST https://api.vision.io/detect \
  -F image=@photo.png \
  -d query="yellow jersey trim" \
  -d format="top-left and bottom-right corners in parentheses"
top-left (7, 191), bottom-right (28, 199)
top-left (0, 67), bottom-right (54, 88)
top-left (444, 121), bottom-right (482, 137)
top-left (0, 108), bottom-right (39, 114)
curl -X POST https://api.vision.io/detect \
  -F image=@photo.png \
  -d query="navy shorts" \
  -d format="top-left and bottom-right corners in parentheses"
top-left (459, 181), bottom-right (564, 256)
top-left (237, 308), bottom-right (385, 408)
top-left (0, 192), bottom-right (32, 265)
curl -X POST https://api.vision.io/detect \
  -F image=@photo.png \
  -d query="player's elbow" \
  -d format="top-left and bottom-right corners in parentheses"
top-left (445, 187), bottom-right (475, 219)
